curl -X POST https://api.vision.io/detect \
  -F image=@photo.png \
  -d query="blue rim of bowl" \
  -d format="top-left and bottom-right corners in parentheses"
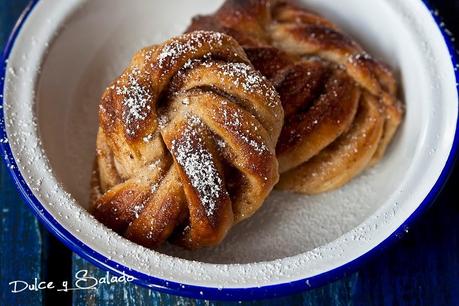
top-left (0, 0), bottom-right (458, 301)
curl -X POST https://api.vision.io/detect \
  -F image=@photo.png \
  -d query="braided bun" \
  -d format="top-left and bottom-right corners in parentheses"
top-left (187, 0), bottom-right (403, 194)
top-left (92, 31), bottom-right (283, 249)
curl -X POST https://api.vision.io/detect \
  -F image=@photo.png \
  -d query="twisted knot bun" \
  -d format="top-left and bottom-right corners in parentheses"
top-left (92, 31), bottom-right (283, 249)
top-left (187, 0), bottom-right (403, 194)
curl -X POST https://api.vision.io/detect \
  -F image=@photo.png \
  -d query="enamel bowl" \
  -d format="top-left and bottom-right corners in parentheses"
top-left (1, 0), bottom-right (458, 300)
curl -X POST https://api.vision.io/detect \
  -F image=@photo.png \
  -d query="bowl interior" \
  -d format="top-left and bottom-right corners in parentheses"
top-left (34, 0), bottom-right (452, 263)
top-left (4, 0), bottom-right (457, 288)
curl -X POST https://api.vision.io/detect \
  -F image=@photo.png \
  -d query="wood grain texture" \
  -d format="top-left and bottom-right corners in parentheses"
top-left (0, 165), bottom-right (43, 305)
top-left (1, 3), bottom-right (44, 306)
top-left (1, 2), bottom-right (43, 306)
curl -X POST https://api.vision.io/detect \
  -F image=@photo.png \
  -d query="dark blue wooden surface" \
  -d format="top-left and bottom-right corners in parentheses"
top-left (1, 4), bottom-right (43, 304)
top-left (1, 1), bottom-right (458, 305)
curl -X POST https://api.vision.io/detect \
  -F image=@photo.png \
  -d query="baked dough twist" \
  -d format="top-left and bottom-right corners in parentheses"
top-left (187, 0), bottom-right (403, 194)
top-left (92, 31), bottom-right (283, 249)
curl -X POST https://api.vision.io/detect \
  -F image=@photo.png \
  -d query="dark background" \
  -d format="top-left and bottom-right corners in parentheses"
top-left (1, 0), bottom-right (458, 305)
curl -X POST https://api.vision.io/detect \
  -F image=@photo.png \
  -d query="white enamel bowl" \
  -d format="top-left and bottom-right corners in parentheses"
top-left (1, 0), bottom-right (458, 300)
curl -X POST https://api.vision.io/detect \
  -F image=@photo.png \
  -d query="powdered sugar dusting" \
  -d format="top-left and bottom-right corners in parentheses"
top-left (217, 106), bottom-right (268, 155)
top-left (142, 133), bottom-right (154, 143)
top-left (171, 116), bottom-right (226, 217)
top-left (157, 31), bottom-right (225, 71)
top-left (205, 62), bottom-right (280, 108)
top-left (221, 62), bottom-right (279, 107)
top-left (131, 204), bottom-right (145, 219)
top-left (158, 115), bottom-right (169, 129)
top-left (115, 67), bottom-right (152, 136)
top-left (148, 159), bottom-right (161, 170)
top-left (151, 182), bottom-right (160, 193)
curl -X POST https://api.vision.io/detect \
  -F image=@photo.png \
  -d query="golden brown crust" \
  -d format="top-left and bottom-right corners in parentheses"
top-left (92, 31), bottom-right (283, 249)
top-left (277, 93), bottom-right (385, 193)
top-left (187, 0), bottom-right (403, 194)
